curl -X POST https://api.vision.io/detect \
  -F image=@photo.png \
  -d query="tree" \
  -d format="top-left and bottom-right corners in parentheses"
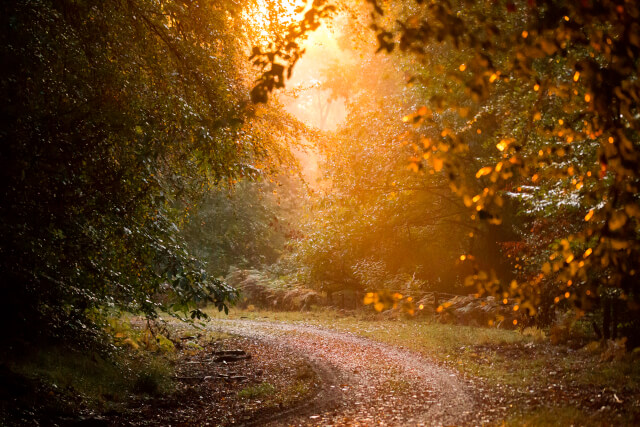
top-left (182, 176), bottom-right (305, 278)
top-left (281, 15), bottom-right (476, 300)
top-left (0, 0), bottom-right (293, 345)
top-left (253, 0), bottom-right (640, 335)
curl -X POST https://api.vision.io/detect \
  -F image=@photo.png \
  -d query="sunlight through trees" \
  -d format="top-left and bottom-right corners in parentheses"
top-left (252, 0), bottom-right (640, 341)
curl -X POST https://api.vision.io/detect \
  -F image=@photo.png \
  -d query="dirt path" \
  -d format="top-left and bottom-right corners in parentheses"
top-left (209, 319), bottom-right (500, 426)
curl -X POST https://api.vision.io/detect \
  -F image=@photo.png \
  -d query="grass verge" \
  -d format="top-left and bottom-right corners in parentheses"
top-left (1, 337), bottom-right (175, 424)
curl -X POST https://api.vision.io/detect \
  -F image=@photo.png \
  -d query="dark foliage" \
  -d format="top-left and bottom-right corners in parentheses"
top-left (0, 0), bottom-right (263, 345)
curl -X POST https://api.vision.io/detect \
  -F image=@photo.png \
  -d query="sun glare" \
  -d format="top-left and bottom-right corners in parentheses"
top-left (244, 0), bottom-right (307, 41)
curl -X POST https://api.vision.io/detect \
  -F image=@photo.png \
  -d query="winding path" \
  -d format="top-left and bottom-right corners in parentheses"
top-left (208, 319), bottom-right (496, 426)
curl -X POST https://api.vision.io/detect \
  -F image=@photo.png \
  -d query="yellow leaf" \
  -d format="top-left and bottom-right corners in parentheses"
top-left (363, 292), bottom-right (377, 305)
top-left (542, 262), bottom-right (551, 274)
top-left (433, 158), bottom-right (444, 172)
top-left (475, 166), bottom-right (493, 178)
top-left (584, 210), bottom-right (594, 221)
top-left (374, 302), bottom-right (385, 312)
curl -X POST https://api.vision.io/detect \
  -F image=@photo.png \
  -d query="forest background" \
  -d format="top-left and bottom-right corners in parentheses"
top-left (1, 0), bottom-right (640, 421)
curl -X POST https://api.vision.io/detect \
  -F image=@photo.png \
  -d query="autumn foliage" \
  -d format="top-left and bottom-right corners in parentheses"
top-left (253, 0), bottom-right (640, 341)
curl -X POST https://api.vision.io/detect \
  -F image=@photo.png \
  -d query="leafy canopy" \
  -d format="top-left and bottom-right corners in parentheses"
top-left (252, 0), bottom-right (640, 325)
top-left (0, 0), bottom-right (297, 343)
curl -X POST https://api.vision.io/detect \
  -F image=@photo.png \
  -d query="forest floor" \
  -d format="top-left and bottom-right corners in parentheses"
top-left (107, 330), bottom-right (324, 426)
top-left (4, 309), bottom-right (640, 425)
top-left (99, 315), bottom-right (493, 426)
top-left (200, 309), bottom-right (640, 426)
top-left (205, 318), bottom-right (496, 426)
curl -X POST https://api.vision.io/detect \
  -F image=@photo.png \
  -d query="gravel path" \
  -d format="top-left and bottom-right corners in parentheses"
top-left (209, 319), bottom-right (495, 426)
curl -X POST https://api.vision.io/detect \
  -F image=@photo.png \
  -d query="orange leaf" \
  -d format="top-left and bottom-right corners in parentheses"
top-left (475, 166), bottom-right (493, 178)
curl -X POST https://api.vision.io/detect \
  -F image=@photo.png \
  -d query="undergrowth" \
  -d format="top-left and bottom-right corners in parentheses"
top-left (0, 320), bottom-right (176, 424)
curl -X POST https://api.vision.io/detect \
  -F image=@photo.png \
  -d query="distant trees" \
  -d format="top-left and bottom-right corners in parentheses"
top-left (290, 49), bottom-right (475, 295)
top-left (182, 177), bottom-right (305, 278)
